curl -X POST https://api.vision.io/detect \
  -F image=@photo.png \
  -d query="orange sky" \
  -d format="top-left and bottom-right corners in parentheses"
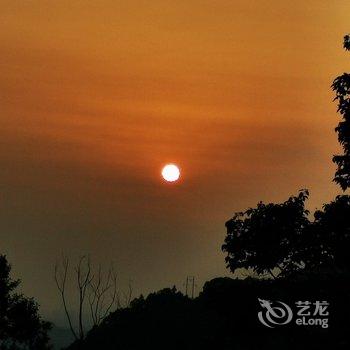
top-left (1, 0), bottom-right (349, 325)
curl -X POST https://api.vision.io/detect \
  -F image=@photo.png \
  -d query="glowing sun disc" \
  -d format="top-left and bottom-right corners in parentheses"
top-left (162, 164), bottom-right (180, 182)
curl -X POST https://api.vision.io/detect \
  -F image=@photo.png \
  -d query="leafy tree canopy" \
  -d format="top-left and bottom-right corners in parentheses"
top-left (332, 34), bottom-right (350, 190)
top-left (223, 190), bottom-right (350, 278)
top-left (312, 195), bottom-right (350, 271)
top-left (0, 255), bottom-right (52, 350)
top-left (222, 190), bottom-right (310, 279)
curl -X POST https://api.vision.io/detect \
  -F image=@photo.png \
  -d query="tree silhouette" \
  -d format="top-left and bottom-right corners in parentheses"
top-left (332, 34), bottom-right (350, 190)
top-left (0, 255), bottom-right (52, 350)
top-left (311, 195), bottom-right (350, 271)
top-left (54, 255), bottom-right (119, 341)
top-left (222, 190), bottom-right (310, 278)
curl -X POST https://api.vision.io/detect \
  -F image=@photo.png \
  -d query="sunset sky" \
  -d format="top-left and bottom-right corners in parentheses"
top-left (1, 0), bottom-right (349, 325)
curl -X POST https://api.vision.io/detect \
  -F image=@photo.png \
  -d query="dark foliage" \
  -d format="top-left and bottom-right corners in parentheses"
top-left (222, 191), bottom-right (350, 278)
top-left (0, 255), bottom-right (52, 350)
top-left (332, 34), bottom-right (350, 190)
top-left (312, 195), bottom-right (350, 271)
top-left (222, 190), bottom-right (310, 278)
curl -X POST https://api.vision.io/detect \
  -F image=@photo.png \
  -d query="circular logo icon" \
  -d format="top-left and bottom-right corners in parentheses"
top-left (258, 298), bottom-right (293, 328)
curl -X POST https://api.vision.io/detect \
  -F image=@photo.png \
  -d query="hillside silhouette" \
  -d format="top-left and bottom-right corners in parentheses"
top-left (65, 273), bottom-right (350, 350)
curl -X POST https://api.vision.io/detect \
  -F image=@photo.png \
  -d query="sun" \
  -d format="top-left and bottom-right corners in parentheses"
top-left (161, 164), bottom-right (180, 182)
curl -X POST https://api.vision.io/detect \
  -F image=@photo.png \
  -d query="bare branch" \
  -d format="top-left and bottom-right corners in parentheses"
top-left (54, 256), bottom-right (78, 340)
top-left (75, 256), bottom-right (92, 339)
top-left (55, 256), bottom-right (120, 337)
top-left (122, 280), bottom-right (133, 308)
top-left (88, 264), bottom-right (118, 326)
